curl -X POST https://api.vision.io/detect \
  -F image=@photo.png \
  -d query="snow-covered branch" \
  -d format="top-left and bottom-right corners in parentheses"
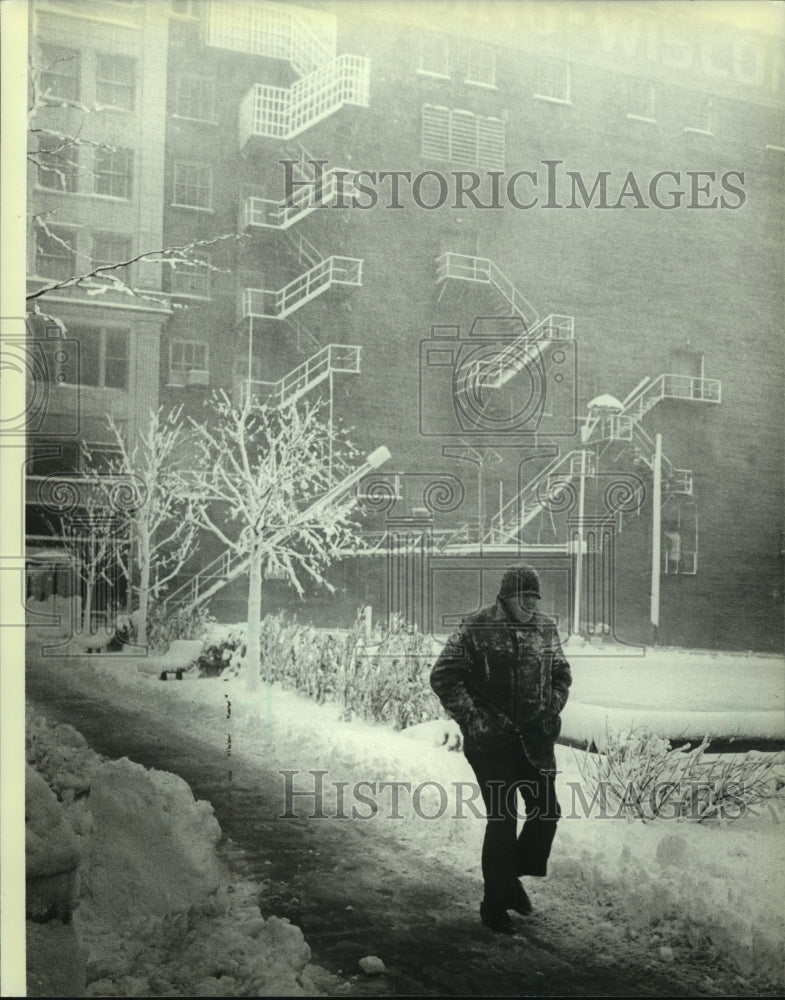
top-left (28, 226), bottom-right (248, 305)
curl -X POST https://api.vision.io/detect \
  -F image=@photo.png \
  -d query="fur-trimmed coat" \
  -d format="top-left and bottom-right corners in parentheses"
top-left (430, 600), bottom-right (572, 771)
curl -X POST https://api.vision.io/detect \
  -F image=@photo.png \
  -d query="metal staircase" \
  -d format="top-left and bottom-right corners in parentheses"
top-left (241, 256), bottom-right (363, 320)
top-left (585, 373), bottom-right (722, 497)
top-left (284, 229), bottom-right (323, 270)
top-left (472, 315), bottom-right (575, 389)
top-left (243, 167), bottom-right (358, 230)
top-left (620, 373), bottom-right (720, 423)
top-left (454, 314), bottom-right (575, 416)
top-left (482, 450), bottom-right (596, 546)
top-left (240, 54), bottom-right (371, 144)
top-left (436, 252), bottom-right (539, 329)
top-left (234, 343), bottom-right (361, 409)
top-left (205, 1), bottom-right (337, 76)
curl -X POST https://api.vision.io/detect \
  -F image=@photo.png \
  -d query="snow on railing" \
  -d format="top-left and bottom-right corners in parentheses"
top-left (234, 344), bottom-right (361, 409)
top-left (624, 373), bottom-right (721, 422)
top-left (239, 54), bottom-right (370, 144)
top-left (205, 1), bottom-right (336, 76)
top-left (471, 313), bottom-right (575, 391)
top-left (435, 252), bottom-right (539, 329)
top-left (241, 256), bottom-right (363, 321)
top-left (242, 168), bottom-right (359, 230)
top-left (486, 449), bottom-right (595, 543)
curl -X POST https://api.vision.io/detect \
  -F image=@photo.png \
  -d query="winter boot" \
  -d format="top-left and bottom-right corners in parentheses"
top-left (509, 879), bottom-right (532, 915)
top-left (480, 901), bottom-right (515, 935)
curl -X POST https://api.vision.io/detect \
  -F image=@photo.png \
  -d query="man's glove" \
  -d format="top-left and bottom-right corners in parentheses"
top-left (464, 709), bottom-right (495, 743)
top-left (540, 708), bottom-right (562, 738)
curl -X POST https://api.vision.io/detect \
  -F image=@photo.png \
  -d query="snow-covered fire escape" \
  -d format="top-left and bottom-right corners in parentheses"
top-left (163, 3), bottom-right (372, 614)
top-left (433, 250), bottom-right (722, 579)
top-left (204, 1), bottom-right (368, 400)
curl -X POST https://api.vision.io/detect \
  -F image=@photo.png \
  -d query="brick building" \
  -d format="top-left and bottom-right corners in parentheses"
top-left (26, 1), bottom-right (785, 651)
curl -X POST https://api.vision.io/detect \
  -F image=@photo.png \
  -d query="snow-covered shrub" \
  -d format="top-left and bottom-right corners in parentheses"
top-left (197, 623), bottom-right (246, 678)
top-left (347, 625), bottom-right (442, 729)
top-left (574, 725), bottom-right (785, 822)
top-left (144, 603), bottom-right (216, 655)
top-left (203, 612), bottom-right (442, 729)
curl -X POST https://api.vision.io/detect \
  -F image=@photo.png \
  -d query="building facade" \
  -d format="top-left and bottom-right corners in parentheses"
top-left (26, 1), bottom-right (785, 651)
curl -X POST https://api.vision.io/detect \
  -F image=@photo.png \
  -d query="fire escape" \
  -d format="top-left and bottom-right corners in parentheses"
top-left (164, 2), bottom-right (371, 613)
top-left (434, 250), bottom-right (722, 575)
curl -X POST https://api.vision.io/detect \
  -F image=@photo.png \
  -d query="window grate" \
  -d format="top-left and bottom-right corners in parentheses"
top-left (421, 104), bottom-right (505, 170)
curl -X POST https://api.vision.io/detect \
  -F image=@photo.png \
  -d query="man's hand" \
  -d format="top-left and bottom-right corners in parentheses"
top-left (540, 708), bottom-right (562, 738)
top-left (465, 709), bottom-right (495, 743)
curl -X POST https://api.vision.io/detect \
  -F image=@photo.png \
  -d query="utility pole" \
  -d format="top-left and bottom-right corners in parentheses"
top-left (572, 449), bottom-right (587, 637)
top-left (651, 432), bottom-right (662, 645)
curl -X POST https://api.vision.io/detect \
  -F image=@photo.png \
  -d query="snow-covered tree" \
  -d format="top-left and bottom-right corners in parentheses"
top-left (183, 393), bottom-right (385, 691)
top-left (100, 407), bottom-right (201, 647)
top-left (48, 463), bottom-right (124, 637)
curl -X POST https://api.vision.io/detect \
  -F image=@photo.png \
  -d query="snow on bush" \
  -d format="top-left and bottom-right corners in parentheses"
top-left (574, 725), bottom-right (785, 821)
top-left (203, 612), bottom-right (443, 729)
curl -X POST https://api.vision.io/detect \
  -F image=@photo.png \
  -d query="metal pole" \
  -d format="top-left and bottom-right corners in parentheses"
top-left (651, 432), bottom-right (662, 644)
top-left (247, 317), bottom-right (254, 406)
top-left (572, 449), bottom-right (586, 637)
top-left (328, 370), bottom-right (334, 483)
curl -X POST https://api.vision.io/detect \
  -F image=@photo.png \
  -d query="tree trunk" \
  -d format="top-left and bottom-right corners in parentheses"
top-left (246, 547), bottom-right (263, 692)
top-left (138, 529), bottom-right (150, 648)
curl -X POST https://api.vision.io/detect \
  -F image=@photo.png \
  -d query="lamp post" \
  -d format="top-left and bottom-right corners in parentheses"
top-left (575, 394), bottom-right (625, 637)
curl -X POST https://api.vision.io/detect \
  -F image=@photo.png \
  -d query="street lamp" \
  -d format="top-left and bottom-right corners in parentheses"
top-left (581, 393), bottom-right (624, 444)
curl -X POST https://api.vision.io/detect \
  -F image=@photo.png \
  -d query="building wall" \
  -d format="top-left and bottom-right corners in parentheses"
top-left (27, 1), bottom-right (784, 651)
top-left (27, 0), bottom-right (171, 454)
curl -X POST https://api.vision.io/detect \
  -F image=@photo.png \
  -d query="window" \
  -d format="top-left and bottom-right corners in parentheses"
top-left (169, 251), bottom-right (211, 297)
top-left (39, 44), bottom-right (79, 102)
top-left (95, 54), bottom-right (135, 109)
top-left (626, 79), bottom-right (656, 122)
top-left (466, 43), bottom-right (496, 87)
top-left (533, 57), bottom-right (571, 104)
top-left (103, 329), bottom-right (129, 388)
top-left (36, 135), bottom-right (79, 192)
top-left (169, 340), bottom-right (208, 385)
top-left (92, 233), bottom-right (133, 284)
top-left (94, 147), bottom-right (133, 199)
top-left (70, 326), bottom-right (129, 389)
top-left (172, 162), bottom-right (213, 209)
top-left (174, 75), bottom-right (215, 120)
top-left (419, 33), bottom-right (450, 77)
top-left (421, 104), bottom-right (505, 170)
top-left (35, 225), bottom-right (77, 280)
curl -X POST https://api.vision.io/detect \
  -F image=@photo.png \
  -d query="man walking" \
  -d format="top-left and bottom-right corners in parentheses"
top-left (430, 564), bottom-right (572, 934)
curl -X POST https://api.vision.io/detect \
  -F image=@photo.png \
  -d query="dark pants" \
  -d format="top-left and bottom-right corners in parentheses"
top-left (465, 736), bottom-right (561, 910)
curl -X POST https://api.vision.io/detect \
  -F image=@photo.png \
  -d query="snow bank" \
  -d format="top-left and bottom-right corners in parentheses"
top-left (562, 645), bottom-right (784, 742)
top-left (26, 710), bottom-right (331, 997)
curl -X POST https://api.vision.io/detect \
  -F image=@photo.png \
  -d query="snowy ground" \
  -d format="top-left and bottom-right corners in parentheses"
top-left (24, 639), bottom-right (785, 995)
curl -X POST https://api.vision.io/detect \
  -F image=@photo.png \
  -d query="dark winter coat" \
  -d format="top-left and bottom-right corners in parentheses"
top-left (430, 600), bottom-right (572, 771)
